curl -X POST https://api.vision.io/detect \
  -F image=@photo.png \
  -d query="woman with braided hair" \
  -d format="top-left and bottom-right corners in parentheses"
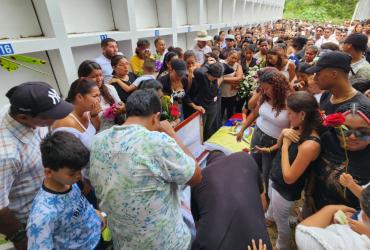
top-left (236, 67), bottom-right (291, 198)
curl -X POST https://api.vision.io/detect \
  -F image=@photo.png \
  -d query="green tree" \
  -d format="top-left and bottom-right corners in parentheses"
top-left (284, 0), bottom-right (358, 23)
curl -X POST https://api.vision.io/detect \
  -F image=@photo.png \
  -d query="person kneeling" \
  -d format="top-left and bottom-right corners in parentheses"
top-left (27, 131), bottom-right (106, 250)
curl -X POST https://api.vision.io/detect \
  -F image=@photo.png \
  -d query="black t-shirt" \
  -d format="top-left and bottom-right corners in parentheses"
top-left (270, 136), bottom-right (320, 201)
top-left (315, 91), bottom-right (370, 209)
top-left (320, 91), bottom-right (370, 115)
top-left (191, 152), bottom-right (272, 250)
top-left (313, 129), bottom-right (370, 209)
top-left (111, 72), bottom-right (137, 103)
top-left (190, 67), bottom-right (219, 109)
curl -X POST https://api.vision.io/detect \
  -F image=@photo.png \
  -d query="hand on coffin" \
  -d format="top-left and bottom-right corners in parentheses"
top-left (236, 130), bottom-right (244, 142)
top-left (193, 105), bottom-right (206, 114)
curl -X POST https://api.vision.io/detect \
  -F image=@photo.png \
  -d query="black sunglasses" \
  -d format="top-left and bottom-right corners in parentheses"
top-left (336, 126), bottom-right (370, 141)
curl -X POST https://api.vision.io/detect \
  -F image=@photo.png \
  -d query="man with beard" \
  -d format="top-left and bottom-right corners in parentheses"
top-left (95, 38), bottom-right (119, 84)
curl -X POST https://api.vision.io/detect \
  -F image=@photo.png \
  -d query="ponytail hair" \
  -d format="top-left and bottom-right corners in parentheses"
top-left (287, 91), bottom-right (323, 143)
top-left (110, 54), bottom-right (126, 76)
top-left (66, 78), bottom-right (97, 103)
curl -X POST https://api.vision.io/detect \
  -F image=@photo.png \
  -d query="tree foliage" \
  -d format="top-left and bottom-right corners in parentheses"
top-left (284, 0), bottom-right (358, 23)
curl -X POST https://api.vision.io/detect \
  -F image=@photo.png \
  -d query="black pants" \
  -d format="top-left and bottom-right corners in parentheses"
top-left (250, 126), bottom-right (278, 196)
top-left (203, 102), bottom-right (218, 140)
top-left (235, 95), bottom-right (246, 113)
top-left (221, 96), bottom-right (237, 120)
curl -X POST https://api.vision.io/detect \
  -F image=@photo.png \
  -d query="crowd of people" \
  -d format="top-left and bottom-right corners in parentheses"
top-left (1, 18), bottom-right (370, 250)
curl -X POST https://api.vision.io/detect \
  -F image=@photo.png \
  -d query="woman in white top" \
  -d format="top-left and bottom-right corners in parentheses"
top-left (52, 78), bottom-right (100, 207)
top-left (78, 60), bottom-right (125, 131)
top-left (220, 50), bottom-right (243, 120)
top-left (236, 67), bottom-right (290, 196)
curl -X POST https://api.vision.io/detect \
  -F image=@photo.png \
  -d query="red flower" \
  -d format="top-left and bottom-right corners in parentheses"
top-left (170, 104), bottom-right (181, 118)
top-left (323, 113), bottom-right (346, 127)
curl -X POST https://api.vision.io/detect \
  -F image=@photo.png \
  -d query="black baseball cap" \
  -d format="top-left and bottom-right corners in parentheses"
top-left (171, 59), bottom-right (187, 77)
top-left (6, 81), bottom-right (73, 119)
top-left (207, 62), bottom-right (225, 78)
top-left (305, 51), bottom-right (352, 74)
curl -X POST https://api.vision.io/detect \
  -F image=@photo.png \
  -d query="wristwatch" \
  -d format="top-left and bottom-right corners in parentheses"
top-left (5, 229), bottom-right (26, 243)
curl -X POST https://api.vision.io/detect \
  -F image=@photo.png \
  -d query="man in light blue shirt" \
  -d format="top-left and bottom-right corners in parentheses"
top-left (90, 90), bottom-right (202, 250)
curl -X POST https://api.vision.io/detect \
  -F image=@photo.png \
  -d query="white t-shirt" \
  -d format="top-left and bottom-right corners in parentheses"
top-left (315, 36), bottom-right (339, 48)
top-left (193, 45), bottom-right (212, 65)
top-left (220, 60), bottom-right (239, 98)
top-left (256, 102), bottom-right (289, 139)
top-left (95, 54), bottom-right (113, 84)
top-left (132, 75), bottom-right (156, 88)
top-left (296, 224), bottom-right (370, 250)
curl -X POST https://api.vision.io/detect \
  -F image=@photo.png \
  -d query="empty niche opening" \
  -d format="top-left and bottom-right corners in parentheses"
top-left (135, 0), bottom-right (172, 29)
top-left (222, 0), bottom-right (234, 24)
top-left (206, 0), bottom-right (220, 24)
top-left (59, 0), bottom-right (117, 34)
top-left (0, 0), bottom-right (43, 39)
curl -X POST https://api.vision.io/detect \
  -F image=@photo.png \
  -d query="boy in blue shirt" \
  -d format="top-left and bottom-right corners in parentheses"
top-left (27, 131), bottom-right (105, 250)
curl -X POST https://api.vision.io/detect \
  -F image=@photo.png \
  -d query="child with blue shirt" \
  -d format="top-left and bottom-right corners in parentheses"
top-left (27, 131), bottom-right (106, 250)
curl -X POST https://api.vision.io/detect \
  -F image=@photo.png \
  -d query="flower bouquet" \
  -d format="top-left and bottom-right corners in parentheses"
top-left (238, 65), bottom-right (260, 99)
top-left (161, 95), bottom-right (181, 122)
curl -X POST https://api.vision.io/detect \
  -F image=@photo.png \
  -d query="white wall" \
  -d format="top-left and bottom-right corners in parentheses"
top-left (135, 0), bottom-right (159, 29)
top-left (352, 0), bottom-right (370, 21)
top-left (0, 0), bottom-right (284, 106)
top-left (59, 0), bottom-right (116, 34)
top-left (0, 0), bottom-right (42, 39)
top-left (0, 52), bottom-right (58, 104)
top-left (207, 0), bottom-right (221, 24)
top-left (177, 0), bottom-right (189, 26)
top-left (222, 0), bottom-right (234, 24)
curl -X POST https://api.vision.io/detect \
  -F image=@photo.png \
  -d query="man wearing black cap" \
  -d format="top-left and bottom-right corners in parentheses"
top-left (342, 33), bottom-right (370, 82)
top-left (0, 82), bottom-right (72, 249)
top-left (187, 61), bottom-right (225, 140)
top-left (306, 51), bottom-right (370, 115)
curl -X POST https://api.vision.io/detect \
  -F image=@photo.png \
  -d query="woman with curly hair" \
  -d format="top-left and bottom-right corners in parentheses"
top-left (267, 46), bottom-right (296, 82)
top-left (237, 67), bottom-right (290, 195)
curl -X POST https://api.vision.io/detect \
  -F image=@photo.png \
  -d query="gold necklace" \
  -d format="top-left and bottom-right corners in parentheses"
top-left (330, 89), bottom-right (357, 104)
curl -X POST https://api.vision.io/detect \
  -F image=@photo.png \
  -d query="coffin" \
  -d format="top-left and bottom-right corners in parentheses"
top-left (175, 111), bottom-right (209, 167)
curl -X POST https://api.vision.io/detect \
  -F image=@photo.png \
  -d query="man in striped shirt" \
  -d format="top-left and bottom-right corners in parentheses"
top-left (0, 82), bottom-right (72, 250)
